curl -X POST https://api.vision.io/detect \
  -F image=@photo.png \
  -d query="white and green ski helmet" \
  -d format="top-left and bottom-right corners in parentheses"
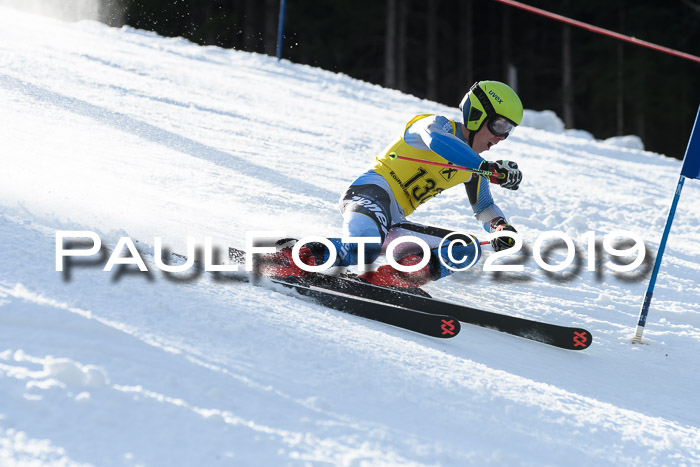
top-left (459, 81), bottom-right (523, 137)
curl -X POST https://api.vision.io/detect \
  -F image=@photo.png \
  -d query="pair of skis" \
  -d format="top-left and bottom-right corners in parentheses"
top-left (229, 248), bottom-right (593, 350)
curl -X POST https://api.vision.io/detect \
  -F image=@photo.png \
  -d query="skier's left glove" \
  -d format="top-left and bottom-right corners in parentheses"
top-left (479, 160), bottom-right (522, 190)
top-left (490, 217), bottom-right (517, 251)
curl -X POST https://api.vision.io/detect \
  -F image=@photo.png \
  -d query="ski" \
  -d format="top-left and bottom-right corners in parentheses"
top-left (295, 273), bottom-right (592, 350)
top-left (262, 275), bottom-right (460, 338)
top-left (168, 248), bottom-right (458, 338)
top-left (209, 247), bottom-right (457, 338)
top-left (230, 247), bottom-right (592, 350)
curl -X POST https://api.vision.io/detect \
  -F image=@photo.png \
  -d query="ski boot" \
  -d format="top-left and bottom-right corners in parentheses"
top-left (255, 245), bottom-right (316, 278)
top-left (357, 255), bottom-right (432, 297)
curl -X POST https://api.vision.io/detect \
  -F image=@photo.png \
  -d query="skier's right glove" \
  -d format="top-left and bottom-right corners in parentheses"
top-left (489, 217), bottom-right (518, 252)
top-left (479, 160), bottom-right (522, 190)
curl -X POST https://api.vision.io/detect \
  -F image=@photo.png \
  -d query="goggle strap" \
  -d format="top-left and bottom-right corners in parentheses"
top-left (471, 83), bottom-right (498, 120)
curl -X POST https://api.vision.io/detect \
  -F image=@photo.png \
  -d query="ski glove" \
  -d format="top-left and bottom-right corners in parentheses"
top-left (479, 160), bottom-right (522, 190)
top-left (490, 217), bottom-right (518, 252)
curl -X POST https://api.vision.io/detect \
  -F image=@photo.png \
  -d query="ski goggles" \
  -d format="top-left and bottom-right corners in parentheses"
top-left (487, 116), bottom-right (516, 137)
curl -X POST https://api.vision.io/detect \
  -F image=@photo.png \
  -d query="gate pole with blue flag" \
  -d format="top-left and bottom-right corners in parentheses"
top-left (633, 104), bottom-right (700, 344)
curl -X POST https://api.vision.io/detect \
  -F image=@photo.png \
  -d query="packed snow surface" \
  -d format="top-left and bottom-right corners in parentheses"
top-left (1, 7), bottom-right (700, 466)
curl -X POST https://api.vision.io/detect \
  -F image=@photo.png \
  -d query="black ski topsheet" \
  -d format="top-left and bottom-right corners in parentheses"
top-left (302, 274), bottom-right (592, 350)
top-left (229, 247), bottom-right (592, 350)
top-left (264, 276), bottom-right (460, 339)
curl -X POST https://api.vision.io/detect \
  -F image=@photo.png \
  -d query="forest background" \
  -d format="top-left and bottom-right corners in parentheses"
top-left (60, 0), bottom-right (700, 160)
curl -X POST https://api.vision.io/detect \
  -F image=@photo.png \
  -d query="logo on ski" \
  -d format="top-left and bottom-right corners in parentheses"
top-left (441, 319), bottom-right (456, 336)
top-left (573, 331), bottom-right (589, 348)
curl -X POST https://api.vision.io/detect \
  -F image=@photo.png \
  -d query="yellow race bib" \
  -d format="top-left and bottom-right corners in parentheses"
top-left (372, 115), bottom-right (476, 216)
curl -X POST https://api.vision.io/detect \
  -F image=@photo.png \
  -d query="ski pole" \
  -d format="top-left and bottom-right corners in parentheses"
top-left (388, 153), bottom-right (505, 180)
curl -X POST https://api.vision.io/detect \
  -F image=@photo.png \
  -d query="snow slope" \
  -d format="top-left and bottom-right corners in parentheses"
top-left (1, 7), bottom-right (700, 465)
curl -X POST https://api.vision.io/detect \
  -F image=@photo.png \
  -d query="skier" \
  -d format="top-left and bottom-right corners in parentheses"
top-left (259, 80), bottom-right (524, 292)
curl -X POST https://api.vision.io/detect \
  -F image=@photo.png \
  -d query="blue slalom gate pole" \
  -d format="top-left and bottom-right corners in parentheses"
top-left (632, 104), bottom-right (700, 343)
top-left (632, 175), bottom-right (685, 343)
top-left (276, 0), bottom-right (287, 61)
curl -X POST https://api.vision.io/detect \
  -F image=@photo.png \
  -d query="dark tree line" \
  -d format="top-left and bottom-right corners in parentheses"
top-left (102, 0), bottom-right (700, 160)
